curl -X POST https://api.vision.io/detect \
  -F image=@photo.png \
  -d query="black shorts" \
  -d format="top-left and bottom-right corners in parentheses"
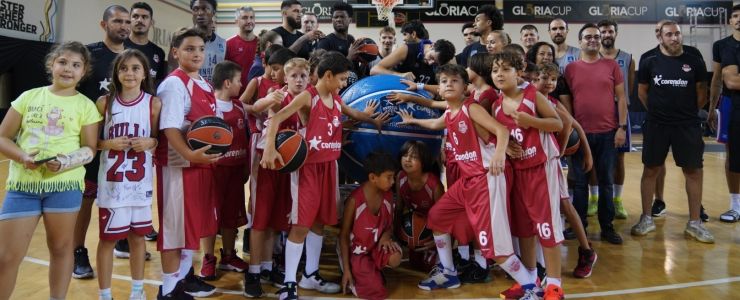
top-left (728, 110), bottom-right (740, 172)
top-left (642, 121), bottom-right (704, 169)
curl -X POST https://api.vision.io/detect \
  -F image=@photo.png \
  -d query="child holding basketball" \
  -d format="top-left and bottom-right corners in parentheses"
top-left (260, 51), bottom-right (386, 300)
top-left (396, 64), bottom-right (538, 297)
top-left (94, 49), bottom-right (160, 300)
top-left (0, 41), bottom-right (100, 299)
top-left (339, 152), bottom-right (402, 300)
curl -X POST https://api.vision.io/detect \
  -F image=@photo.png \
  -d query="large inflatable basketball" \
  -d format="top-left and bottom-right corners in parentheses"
top-left (340, 74), bottom-right (444, 182)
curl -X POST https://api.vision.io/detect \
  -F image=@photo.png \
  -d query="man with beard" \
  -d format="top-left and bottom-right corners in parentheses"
top-left (273, 0), bottom-right (323, 59)
top-left (318, 2), bottom-right (355, 57)
top-left (597, 19), bottom-right (634, 220)
top-left (632, 21), bottom-right (713, 243)
top-left (73, 5), bottom-right (132, 281)
top-left (519, 24), bottom-right (539, 53)
top-left (457, 4), bottom-right (502, 67)
top-left (563, 23), bottom-right (627, 245)
top-left (125, 2), bottom-right (166, 88)
top-left (549, 18), bottom-right (580, 74)
top-left (226, 6), bottom-right (259, 94)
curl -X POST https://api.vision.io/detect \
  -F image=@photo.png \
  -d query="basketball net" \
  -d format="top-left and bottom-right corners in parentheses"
top-left (373, 0), bottom-right (400, 27)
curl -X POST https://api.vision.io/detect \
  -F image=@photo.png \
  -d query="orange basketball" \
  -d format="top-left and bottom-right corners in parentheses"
top-left (355, 38), bottom-right (379, 63)
top-left (274, 129), bottom-right (308, 173)
top-left (397, 212), bottom-right (433, 249)
top-left (186, 116), bottom-right (233, 155)
top-left (563, 129), bottom-right (580, 156)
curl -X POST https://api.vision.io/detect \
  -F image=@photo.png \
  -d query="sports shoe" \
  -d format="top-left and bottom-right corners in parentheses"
top-left (719, 209), bottom-right (740, 223)
top-left (199, 254), bottom-right (217, 281)
top-left (600, 229), bottom-right (623, 245)
top-left (700, 205), bottom-right (709, 222)
top-left (684, 221), bottom-right (715, 243)
top-left (260, 267), bottom-right (286, 288)
top-left (457, 261), bottom-right (491, 283)
top-left (543, 284), bottom-right (565, 300)
top-left (242, 228), bottom-right (250, 253)
top-left (114, 239), bottom-right (152, 261)
top-left (499, 282), bottom-right (541, 300)
top-left (631, 214), bottom-right (656, 236)
top-left (129, 289), bottom-right (146, 300)
top-left (243, 272), bottom-right (264, 298)
top-left (587, 195), bottom-right (598, 216)
top-left (218, 248), bottom-right (248, 272)
top-left (536, 262), bottom-right (547, 282)
top-left (614, 196), bottom-right (628, 219)
top-left (418, 264), bottom-right (461, 290)
top-left (651, 199), bottom-right (667, 217)
top-left (520, 288), bottom-right (541, 300)
top-left (573, 245), bottom-right (597, 278)
top-left (73, 246), bottom-right (94, 279)
top-left (298, 270), bottom-right (341, 293)
top-left (277, 281), bottom-right (298, 300)
top-left (156, 280), bottom-right (194, 300)
top-left (145, 230), bottom-right (158, 241)
top-left (183, 267), bottom-right (216, 297)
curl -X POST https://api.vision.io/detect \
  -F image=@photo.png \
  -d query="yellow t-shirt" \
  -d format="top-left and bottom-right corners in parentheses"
top-left (7, 87), bottom-right (102, 193)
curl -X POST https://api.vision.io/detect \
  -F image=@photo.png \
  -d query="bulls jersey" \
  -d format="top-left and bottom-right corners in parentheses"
top-left (300, 86), bottom-right (343, 164)
top-left (349, 185), bottom-right (394, 256)
top-left (97, 92), bottom-right (154, 208)
top-left (493, 85), bottom-right (560, 169)
top-left (216, 99), bottom-right (249, 166)
top-left (444, 101), bottom-right (497, 179)
top-left (397, 171), bottom-right (439, 215)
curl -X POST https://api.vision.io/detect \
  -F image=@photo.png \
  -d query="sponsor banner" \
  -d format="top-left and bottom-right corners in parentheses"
top-left (300, 0), bottom-right (335, 22)
top-left (655, 0), bottom-right (732, 25)
top-left (0, 0), bottom-right (59, 42)
top-left (420, 0), bottom-right (490, 22)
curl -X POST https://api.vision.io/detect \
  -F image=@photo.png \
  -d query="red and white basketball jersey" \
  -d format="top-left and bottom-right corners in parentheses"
top-left (97, 92), bottom-right (154, 208)
top-left (300, 86), bottom-right (343, 164)
top-left (216, 99), bottom-right (249, 166)
top-left (444, 101), bottom-right (497, 179)
top-left (247, 76), bottom-right (278, 134)
top-left (349, 185), bottom-right (394, 255)
top-left (493, 85), bottom-right (560, 169)
top-left (397, 171), bottom-right (439, 215)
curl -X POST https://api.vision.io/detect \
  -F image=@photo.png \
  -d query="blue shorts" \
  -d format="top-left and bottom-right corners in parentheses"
top-left (717, 95), bottom-right (732, 144)
top-left (617, 114), bottom-right (632, 153)
top-left (0, 190), bottom-right (83, 220)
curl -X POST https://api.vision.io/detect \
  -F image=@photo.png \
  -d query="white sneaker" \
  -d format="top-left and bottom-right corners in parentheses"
top-left (129, 290), bottom-right (146, 300)
top-left (298, 270), bottom-right (341, 294)
top-left (685, 221), bottom-right (715, 243)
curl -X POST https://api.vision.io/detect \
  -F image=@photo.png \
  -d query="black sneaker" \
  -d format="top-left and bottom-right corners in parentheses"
top-left (536, 262), bottom-right (547, 282)
top-left (563, 228), bottom-right (577, 240)
top-left (242, 228), bottom-right (250, 253)
top-left (243, 272), bottom-right (264, 298)
top-left (261, 267), bottom-right (286, 288)
top-left (114, 239), bottom-right (152, 261)
top-left (72, 246), bottom-right (94, 279)
top-left (458, 261), bottom-right (491, 283)
top-left (651, 199), bottom-right (667, 217)
top-left (700, 205), bottom-right (709, 222)
top-left (145, 230), bottom-right (158, 241)
top-left (600, 229), bottom-right (624, 245)
top-left (183, 267), bottom-right (216, 297)
top-left (157, 280), bottom-right (194, 300)
top-left (277, 281), bottom-right (298, 300)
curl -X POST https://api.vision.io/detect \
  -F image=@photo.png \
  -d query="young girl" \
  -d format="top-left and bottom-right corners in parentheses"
top-left (0, 41), bottom-right (101, 299)
top-left (95, 49), bottom-right (161, 300)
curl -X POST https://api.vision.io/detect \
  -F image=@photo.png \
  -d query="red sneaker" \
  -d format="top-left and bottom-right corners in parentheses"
top-left (499, 283), bottom-right (523, 299)
top-left (199, 254), bottom-right (217, 281)
top-left (543, 284), bottom-right (565, 300)
top-left (573, 245), bottom-right (597, 278)
top-left (218, 248), bottom-right (248, 272)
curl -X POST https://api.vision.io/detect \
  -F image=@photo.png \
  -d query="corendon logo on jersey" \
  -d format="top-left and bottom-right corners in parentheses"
top-left (510, 128), bottom-right (537, 160)
top-left (653, 74), bottom-right (688, 87)
top-left (455, 150), bottom-right (478, 162)
top-left (308, 136), bottom-right (342, 151)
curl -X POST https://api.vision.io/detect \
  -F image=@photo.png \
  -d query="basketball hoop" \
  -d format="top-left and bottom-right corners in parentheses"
top-left (373, 0), bottom-right (401, 26)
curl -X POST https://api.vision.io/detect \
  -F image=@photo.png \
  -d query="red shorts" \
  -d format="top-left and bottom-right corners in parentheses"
top-left (251, 163), bottom-right (291, 231)
top-left (83, 180), bottom-right (98, 199)
top-left (214, 164), bottom-right (249, 229)
top-left (98, 206), bottom-right (153, 241)
top-left (290, 161), bottom-right (339, 227)
top-left (510, 159), bottom-right (564, 247)
top-left (428, 170), bottom-right (514, 259)
top-left (156, 166), bottom-right (218, 251)
top-left (445, 163), bottom-right (460, 188)
top-left (350, 246), bottom-right (395, 300)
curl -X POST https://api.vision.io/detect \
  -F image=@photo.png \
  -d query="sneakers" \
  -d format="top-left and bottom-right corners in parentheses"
top-left (700, 205), bottom-right (709, 222)
top-left (218, 248), bottom-right (248, 272)
top-left (543, 284), bottom-right (565, 300)
top-left (684, 221), bottom-right (715, 243)
top-left (536, 263), bottom-right (547, 282)
top-left (277, 281), bottom-right (298, 300)
top-left (260, 267), bottom-right (286, 288)
top-left (651, 199), bottom-right (667, 217)
top-left (457, 261), bottom-right (491, 283)
top-left (600, 229), bottom-right (623, 245)
top-left (719, 209), bottom-right (740, 223)
top-left (631, 214), bottom-right (656, 236)
top-left (298, 270), bottom-right (341, 293)
top-left (73, 246), bottom-right (94, 279)
top-left (129, 290), bottom-right (146, 300)
top-left (573, 245), bottom-right (597, 278)
top-left (183, 267), bottom-right (216, 297)
top-left (499, 282), bottom-right (541, 300)
top-left (587, 195), bottom-right (598, 216)
top-left (145, 230), bottom-right (158, 242)
top-left (243, 272), bottom-right (264, 298)
top-left (418, 264), bottom-right (461, 290)
top-left (156, 280), bottom-right (194, 300)
top-left (614, 197), bottom-right (628, 219)
top-left (199, 254), bottom-right (217, 281)
top-left (114, 239), bottom-right (152, 261)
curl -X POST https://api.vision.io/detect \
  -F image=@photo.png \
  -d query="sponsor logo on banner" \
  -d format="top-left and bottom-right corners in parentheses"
top-left (1, 0), bottom-right (59, 42)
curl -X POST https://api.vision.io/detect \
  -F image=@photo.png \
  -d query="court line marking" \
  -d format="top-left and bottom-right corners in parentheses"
top-left (21, 256), bottom-right (740, 299)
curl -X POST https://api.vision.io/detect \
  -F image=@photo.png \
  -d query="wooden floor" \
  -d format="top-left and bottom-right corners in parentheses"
top-left (3, 136), bottom-right (740, 299)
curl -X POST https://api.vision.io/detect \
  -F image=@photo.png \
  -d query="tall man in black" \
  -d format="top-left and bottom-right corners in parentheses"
top-left (125, 2), bottom-right (166, 87)
top-left (457, 4), bottom-right (502, 67)
top-left (317, 2), bottom-right (355, 57)
top-left (272, 0), bottom-right (323, 59)
top-left (631, 21), bottom-right (713, 244)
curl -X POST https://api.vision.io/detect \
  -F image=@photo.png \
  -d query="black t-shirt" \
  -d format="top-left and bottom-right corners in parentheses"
top-left (638, 51), bottom-right (707, 125)
top-left (272, 26), bottom-right (312, 59)
top-left (317, 33), bottom-right (355, 57)
top-left (640, 45), bottom-right (706, 80)
top-left (713, 35), bottom-right (740, 95)
top-left (457, 42), bottom-right (487, 67)
top-left (395, 42), bottom-right (436, 85)
top-left (549, 76), bottom-right (571, 100)
top-left (720, 41), bottom-right (740, 111)
top-left (124, 39), bottom-right (167, 87)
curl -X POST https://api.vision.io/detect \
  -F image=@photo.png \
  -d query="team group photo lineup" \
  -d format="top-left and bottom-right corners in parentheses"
top-left (0, 0), bottom-right (739, 299)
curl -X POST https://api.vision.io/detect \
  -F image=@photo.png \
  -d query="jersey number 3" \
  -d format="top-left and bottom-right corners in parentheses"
top-left (106, 150), bottom-right (146, 182)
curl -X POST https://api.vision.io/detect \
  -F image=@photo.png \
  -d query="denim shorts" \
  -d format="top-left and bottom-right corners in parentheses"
top-left (0, 190), bottom-right (83, 220)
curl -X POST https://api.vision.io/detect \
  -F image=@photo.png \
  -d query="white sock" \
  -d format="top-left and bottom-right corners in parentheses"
top-left (546, 276), bottom-right (562, 287)
top-left (249, 264), bottom-right (261, 274)
top-left (261, 261), bottom-right (273, 271)
top-left (613, 184), bottom-right (623, 198)
top-left (535, 241), bottom-right (545, 266)
top-left (98, 288), bottom-right (111, 300)
top-left (434, 234), bottom-right (455, 273)
top-left (177, 250), bottom-right (194, 281)
top-left (457, 245), bottom-right (470, 261)
top-left (500, 255), bottom-right (534, 286)
top-left (589, 185), bottom-right (598, 198)
top-left (161, 272), bottom-right (179, 295)
top-left (305, 231), bottom-right (323, 275)
top-left (731, 193), bottom-right (740, 211)
top-left (284, 240), bottom-right (304, 283)
top-left (131, 280), bottom-right (144, 294)
top-left (527, 268), bottom-right (537, 284)
top-left (473, 250), bottom-right (487, 268)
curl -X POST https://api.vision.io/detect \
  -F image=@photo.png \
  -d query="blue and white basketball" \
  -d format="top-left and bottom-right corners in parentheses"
top-left (340, 74), bottom-right (444, 182)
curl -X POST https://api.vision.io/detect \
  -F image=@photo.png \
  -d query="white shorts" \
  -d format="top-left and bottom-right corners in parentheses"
top-left (99, 205), bottom-right (153, 241)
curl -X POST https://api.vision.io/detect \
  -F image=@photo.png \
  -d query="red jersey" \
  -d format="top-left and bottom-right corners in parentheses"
top-left (476, 87), bottom-right (498, 105)
top-left (300, 86), bottom-right (343, 164)
top-left (217, 99), bottom-right (249, 166)
top-left (225, 35), bottom-right (258, 92)
top-left (397, 171), bottom-right (439, 215)
top-left (349, 184), bottom-right (394, 256)
top-left (444, 101), bottom-right (498, 179)
top-left (278, 90), bottom-right (302, 131)
top-left (247, 76), bottom-right (279, 134)
top-left (493, 85), bottom-right (560, 169)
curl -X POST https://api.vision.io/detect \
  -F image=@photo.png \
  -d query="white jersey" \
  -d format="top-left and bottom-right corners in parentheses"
top-left (97, 92), bottom-right (155, 208)
top-left (200, 33), bottom-right (227, 84)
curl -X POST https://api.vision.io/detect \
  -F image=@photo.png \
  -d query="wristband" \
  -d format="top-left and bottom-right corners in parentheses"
top-left (416, 83), bottom-right (425, 91)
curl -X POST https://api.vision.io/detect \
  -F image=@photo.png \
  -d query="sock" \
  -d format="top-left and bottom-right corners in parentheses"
top-left (689, 219), bottom-right (702, 226)
top-left (131, 280), bottom-right (144, 294)
top-left (98, 288), bottom-right (112, 300)
top-left (589, 185), bottom-right (598, 198)
top-left (546, 276), bottom-right (562, 287)
top-left (457, 245), bottom-right (470, 261)
top-left (284, 240), bottom-right (304, 283)
top-left (162, 272), bottom-right (179, 295)
top-left (527, 268), bottom-right (537, 284)
top-left (261, 261), bottom-right (273, 271)
top-left (433, 234), bottom-right (455, 273)
top-left (305, 231), bottom-right (323, 275)
top-left (500, 255), bottom-right (533, 286)
top-left (249, 264), bottom-right (261, 274)
top-left (473, 250), bottom-right (486, 268)
top-left (177, 250), bottom-right (194, 281)
top-left (731, 194), bottom-right (740, 211)
top-left (613, 184), bottom-right (623, 198)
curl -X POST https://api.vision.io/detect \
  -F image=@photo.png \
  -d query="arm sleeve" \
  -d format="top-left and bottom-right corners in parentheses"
top-left (10, 90), bottom-right (29, 115)
top-left (157, 77), bottom-right (187, 130)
